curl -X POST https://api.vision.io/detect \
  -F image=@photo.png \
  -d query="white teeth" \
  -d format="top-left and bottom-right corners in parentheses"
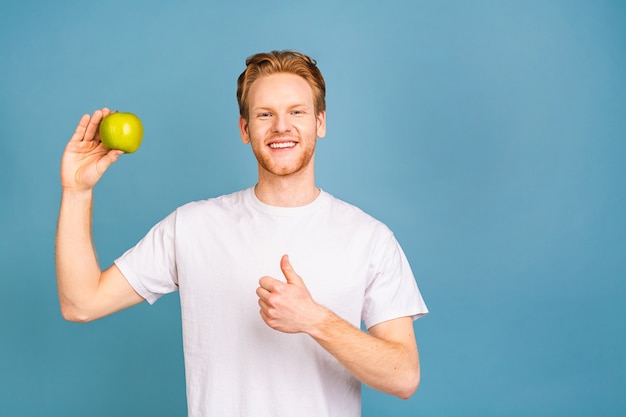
top-left (269, 142), bottom-right (296, 149)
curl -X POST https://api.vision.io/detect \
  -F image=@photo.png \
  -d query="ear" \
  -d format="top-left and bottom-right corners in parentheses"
top-left (316, 111), bottom-right (327, 138)
top-left (239, 116), bottom-right (251, 144)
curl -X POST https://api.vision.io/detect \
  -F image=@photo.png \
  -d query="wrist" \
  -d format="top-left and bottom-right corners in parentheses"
top-left (306, 305), bottom-right (337, 339)
top-left (61, 187), bottom-right (94, 204)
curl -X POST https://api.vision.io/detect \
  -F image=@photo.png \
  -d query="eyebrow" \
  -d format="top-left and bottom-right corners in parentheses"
top-left (251, 103), bottom-right (310, 112)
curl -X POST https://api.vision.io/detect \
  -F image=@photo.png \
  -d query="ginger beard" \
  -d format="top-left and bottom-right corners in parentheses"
top-left (249, 131), bottom-right (317, 177)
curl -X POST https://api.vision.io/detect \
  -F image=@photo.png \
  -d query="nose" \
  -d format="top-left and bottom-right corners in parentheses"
top-left (272, 113), bottom-right (292, 133)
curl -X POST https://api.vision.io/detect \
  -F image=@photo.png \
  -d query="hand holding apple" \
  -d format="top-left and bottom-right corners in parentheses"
top-left (61, 108), bottom-right (124, 192)
top-left (99, 112), bottom-right (144, 153)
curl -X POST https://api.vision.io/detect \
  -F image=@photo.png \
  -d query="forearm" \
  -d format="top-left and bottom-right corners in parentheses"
top-left (307, 309), bottom-right (420, 399)
top-left (55, 189), bottom-right (102, 320)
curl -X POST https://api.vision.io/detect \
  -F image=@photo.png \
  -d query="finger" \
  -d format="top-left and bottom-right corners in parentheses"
top-left (280, 254), bottom-right (304, 286)
top-left (84, 109), bottom-right (103, 142)
top-left (257, 297), bottom-right (270, 311)
top-left (256, 286), bottom-right (271, 299)
top-left (70, 114), bottom-right (91, 143)
top-left (259, 309), bottom-right (271, 325)
top-left (94, 108), bottom-right (112, 142)
top-left (95, 149), bottom-right (124, 175)
top-left (259, 276), bottom-right (281, 292)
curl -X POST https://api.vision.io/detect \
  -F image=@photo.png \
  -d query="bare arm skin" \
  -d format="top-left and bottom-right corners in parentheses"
top-left (56, 108), bottom-right (144, 322)
top-left (257, 255), bottom-right (420, 399)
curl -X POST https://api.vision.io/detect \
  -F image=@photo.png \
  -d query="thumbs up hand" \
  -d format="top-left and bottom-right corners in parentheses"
top-left (256, 255), bottom-right (327, 334)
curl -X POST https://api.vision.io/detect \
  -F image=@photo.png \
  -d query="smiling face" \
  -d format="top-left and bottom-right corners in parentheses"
top-left (239, 72), bottom-right (326, 179)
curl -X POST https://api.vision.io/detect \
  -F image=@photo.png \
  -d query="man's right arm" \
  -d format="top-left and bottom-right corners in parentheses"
top-left (55, 109), bottom-right (145, 322)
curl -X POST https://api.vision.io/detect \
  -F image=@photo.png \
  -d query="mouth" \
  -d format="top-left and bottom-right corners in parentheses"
top-left (269, 141), bottom-right (297, 149)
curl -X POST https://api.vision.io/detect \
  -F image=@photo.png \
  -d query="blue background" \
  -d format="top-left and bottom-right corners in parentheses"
top-left (1, 0), bottom-right (625, 415)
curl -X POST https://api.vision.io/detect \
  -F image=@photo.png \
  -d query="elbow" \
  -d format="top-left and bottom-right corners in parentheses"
top-left (60, 303), bottom-right (96, 323)
top-left (58, 291), bottom-right (101, 322)
top-left (395, 369), bottom-right (420, 400)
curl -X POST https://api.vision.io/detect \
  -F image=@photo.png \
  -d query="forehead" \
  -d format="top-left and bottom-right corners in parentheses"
top-left (248, 73), bottom-right (314, 108)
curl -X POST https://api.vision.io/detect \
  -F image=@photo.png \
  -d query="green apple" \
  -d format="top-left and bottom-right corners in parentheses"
top-left (99, 112), bottom-right (144, 153)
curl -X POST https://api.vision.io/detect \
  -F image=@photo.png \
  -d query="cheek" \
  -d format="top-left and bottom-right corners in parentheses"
top-left (247, 121), bottom-right (267, 137)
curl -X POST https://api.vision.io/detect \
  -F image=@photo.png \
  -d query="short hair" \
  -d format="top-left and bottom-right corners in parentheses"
top-left (236, 50), bottom-right (326, 120)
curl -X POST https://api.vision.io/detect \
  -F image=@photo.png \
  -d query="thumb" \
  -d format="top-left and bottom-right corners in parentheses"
top-left (280, 254), bottom-right (304, 286)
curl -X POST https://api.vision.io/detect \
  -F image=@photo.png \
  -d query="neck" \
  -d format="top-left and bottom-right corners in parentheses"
top-left (254, 168), bottom-right (319, 207)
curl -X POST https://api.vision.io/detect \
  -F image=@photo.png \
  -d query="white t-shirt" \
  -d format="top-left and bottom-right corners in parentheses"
top-left (115, 187), bottom-right (428, 417)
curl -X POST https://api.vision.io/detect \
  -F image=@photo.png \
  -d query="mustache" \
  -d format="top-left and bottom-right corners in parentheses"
top-left (268, 134), bottom-right (299, 142)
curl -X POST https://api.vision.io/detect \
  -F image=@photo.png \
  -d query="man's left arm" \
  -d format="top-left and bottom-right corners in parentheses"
top-left (257, 255), bottom-right (420, 399)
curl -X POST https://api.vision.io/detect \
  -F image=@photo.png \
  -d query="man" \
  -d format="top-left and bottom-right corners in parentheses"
top-left (56, 50), bottom-right (428, 416)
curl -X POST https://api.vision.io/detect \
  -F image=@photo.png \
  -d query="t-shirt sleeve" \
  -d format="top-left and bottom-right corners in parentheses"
top-left (114, 210), bottom-right (179, 305)
top-left (361, 232), bottom-right (428, 329)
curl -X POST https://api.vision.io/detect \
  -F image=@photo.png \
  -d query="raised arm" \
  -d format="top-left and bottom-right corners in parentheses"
top-left (56, 108), bottom-right (145, 322)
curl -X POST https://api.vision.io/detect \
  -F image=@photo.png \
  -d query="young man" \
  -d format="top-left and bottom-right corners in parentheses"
top-left (56, 50), bottom-right (428, 417)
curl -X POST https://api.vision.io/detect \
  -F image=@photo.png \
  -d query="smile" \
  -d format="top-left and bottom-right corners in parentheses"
top-left (269, 141), bottom-right (297, 149)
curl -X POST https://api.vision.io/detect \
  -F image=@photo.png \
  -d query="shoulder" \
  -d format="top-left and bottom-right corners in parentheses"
top-left (322, 191), bottom-right (393, 237)
top-left (176, 188), bottom-right (249, 216)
